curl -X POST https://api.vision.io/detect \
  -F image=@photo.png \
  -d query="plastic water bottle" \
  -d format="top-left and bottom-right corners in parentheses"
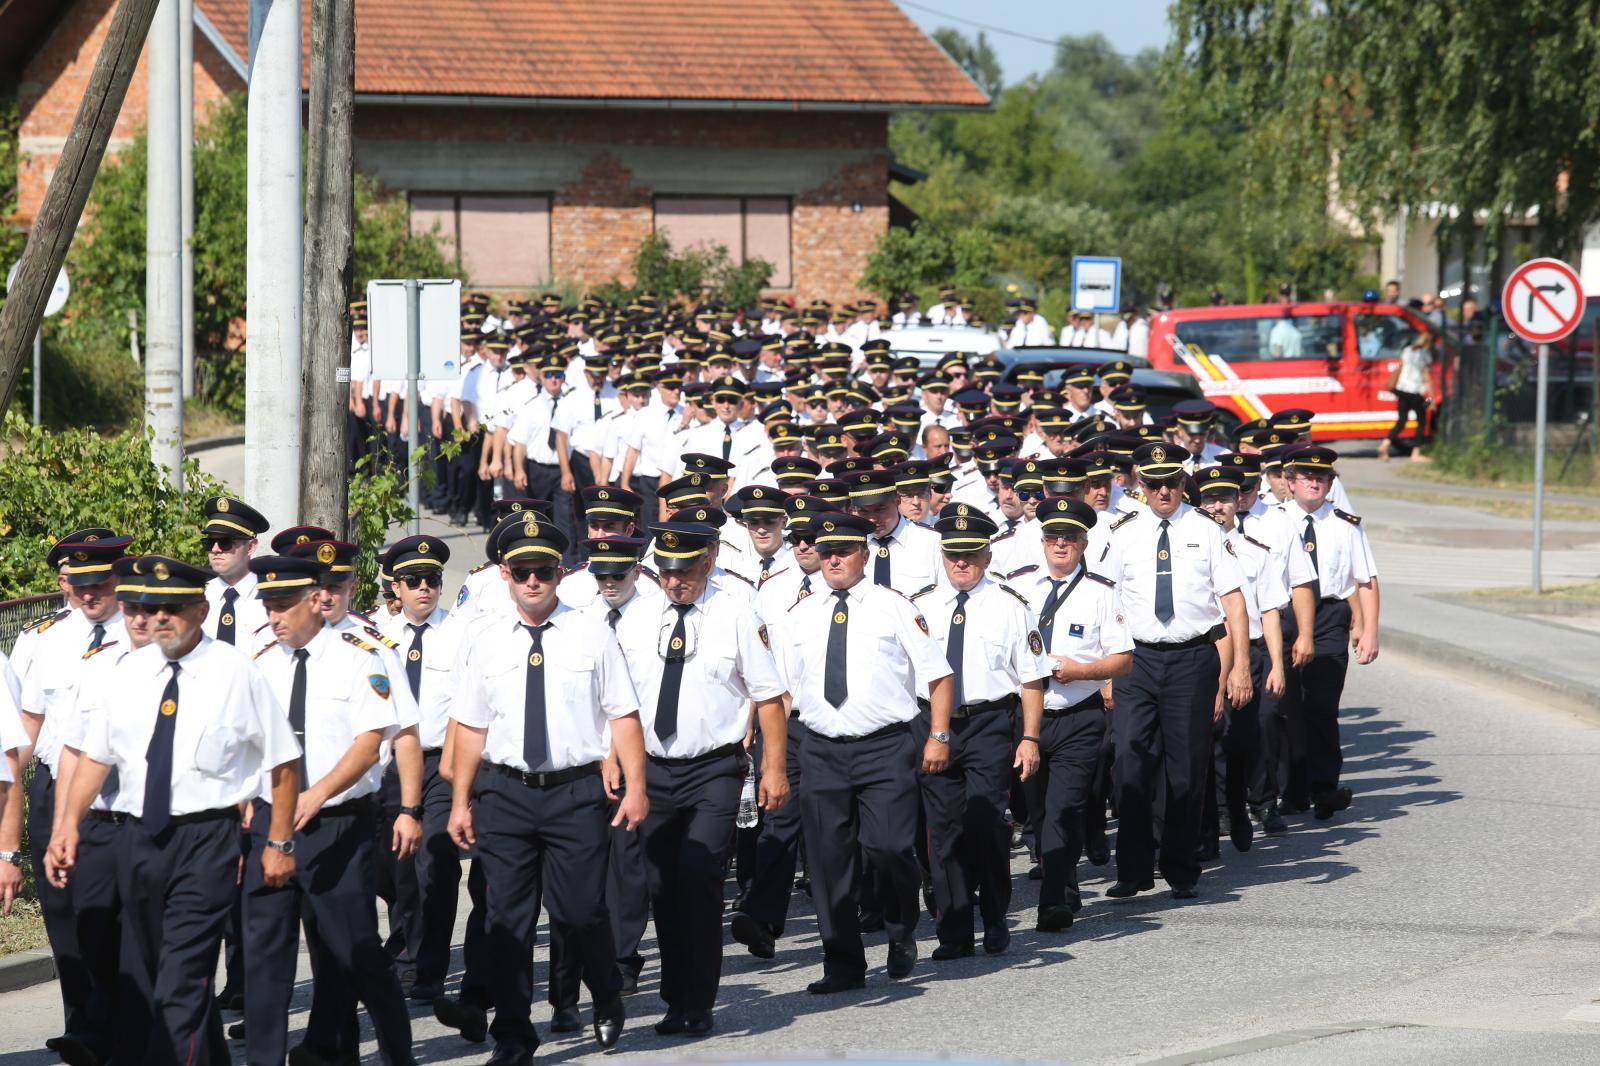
top-left (736, 760), bottom-right (759, 828)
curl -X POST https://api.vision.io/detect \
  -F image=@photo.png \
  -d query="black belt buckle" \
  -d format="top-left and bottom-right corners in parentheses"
top-left (87, 810), bottom-right (127, 825)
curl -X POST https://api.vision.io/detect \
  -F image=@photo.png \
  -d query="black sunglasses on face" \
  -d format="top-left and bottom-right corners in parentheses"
top-left (1144, 476), bottom-right (1184, 491)
top-left (206, 537), bottom-right (240, 552)
top-left (509, 565), bottom-right (559, 584)
top-left (399, 573), bottom-right (442, 590)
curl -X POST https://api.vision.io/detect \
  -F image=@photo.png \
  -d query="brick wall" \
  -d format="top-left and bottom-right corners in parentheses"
top-left (15, 0), bottom-right (243, 225)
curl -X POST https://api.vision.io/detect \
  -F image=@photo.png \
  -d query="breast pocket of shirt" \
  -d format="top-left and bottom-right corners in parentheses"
top-left (561, 654), bottom-right (598, 708)
top-left (703, 650), bottom-right (740, 694)
top-left (193, 711), bottom-right (248, 779)
top-left (307, 692), bottom-right (354, 753)
top-left (981, 637), bottom-right (1013, 672)
top-left (484, 659), bottom-right (526, 721)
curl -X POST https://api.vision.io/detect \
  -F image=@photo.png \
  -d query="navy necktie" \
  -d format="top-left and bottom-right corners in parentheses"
top-left (289, 649), bottom-right (310, 786)
top-left (1303, 515), bottom-right (1321, 600)
top-left (606, 607), bottom-right (621, 630)
top-left (873, 536), bottom-right (893, 587)
top-left (1154, 519), bottom-right (1175, 624)
top-left (88, 623), bottom-right (106, 652)
top-left (948, 590), bottom-right (968, 708)
top-left (799, 574), bottom-right (812, 597)
top-left (523, 623), bottom-right (550, 770)
top-left (824, 590), bottom-right (850, 707)
top-left (722, 424), bottom-right (734, 459)
top-left (1040, 578), bottom-right (1066, 648)
top-left (655, 604), bottom-right (692, 743)
top-left (406, 623), bottom-right (427, 700)
top-left (143, 661), bottom-right (181, 835)
top-left (218, 588), bottom-right (238, 645)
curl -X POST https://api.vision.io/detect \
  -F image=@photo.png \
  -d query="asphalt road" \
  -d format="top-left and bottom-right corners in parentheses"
top-left (4, 650), bottom-right (1600, 1064)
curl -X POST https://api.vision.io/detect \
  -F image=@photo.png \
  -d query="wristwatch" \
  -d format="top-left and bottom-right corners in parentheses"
top-left (264, 838), bottom-right (295, 855)
top-left (1020, 735), bottom-right (1041, 745)
top-left (398, 805), bottom-right (425, 819)
top-left (0, 850), bottom-right (21, 868)
top-left (929, 730), bottom-right (951, 744)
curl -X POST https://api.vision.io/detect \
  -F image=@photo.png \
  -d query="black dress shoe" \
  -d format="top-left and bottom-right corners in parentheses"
top-left (408, 981), bottom-right (443, 1002)
top-left (1170, 885), bottom-right (1198, 900)
top-left (1105, 879), bottom-right (1154, 899)
top-left (593, 994), bottom-right (625, 1051)
top-left (730, 911), bottom-right (776, 959)
top-left (1230, 813), bottom-right (1254, 852)
top-left (227, 1022), bottom-right (246, 1040)
top-left (886, 938), bottom-right (917, 978)
top-left (1261, 806), bottom-right (1288, 834)
top-left (1036, 905), bottom-right (1075, 932)
top-left (288, 1043), bottom-right (355, 1066)
top-left (653, 1009), bottom-right (688, 1036)
top-left (485, 1045), bottom-right (535, 1066)
top-left (1027, 863), bottom-right (1042, 880)
top-left (433, 995), bottom-right (489, 1043)
top-left (550, 1006), bottom-right (582, 1033)
top-left (859, 912), bottom-right (886, 933)
top-left (807, 973), bottom-right (867, 994)
top-left (50, 1035), bottom-right (99, 1066)
top-left (214, 984), bottom-right (245, 1012)
top-left (618, 968), bottom-right (640, 995)
top-left (983, 923), bottom-right (1010, 955)
top-left (930, 942), bottom-right (974, 961)
top-left (683, 1010), bottom-right (714, 1037)
top-left (1196, 841), bottom-right (1220, 861)
top-left (1085, 842), bottom-right (1111, 866)
top-left (1313, 787), bottom-right (1353, 820)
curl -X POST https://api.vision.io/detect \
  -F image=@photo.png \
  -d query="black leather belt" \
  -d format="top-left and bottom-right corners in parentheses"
top-left (131, 807), bottom-right (240, 828)
top-left (85, 810), bottom-right (127, 825)
top-left (317, 796), bottom-right (376, 818)
top-left (1043, 691), bottom-right (1104, 718)
top-left (649, 742), bottom-right (742, 767)
top-left (952, 696), bottom-right (1014, 720)
top-left (1319, 596), bottom-right (1347, 605)
top-left (806, 721), bottom-right (910, 744)
top-left (422, 747), bottom-right (444, 757)
top-left (1135, 633), bottom-right (1214, 651)
top-left (493, 761), bottom-right (600, 789)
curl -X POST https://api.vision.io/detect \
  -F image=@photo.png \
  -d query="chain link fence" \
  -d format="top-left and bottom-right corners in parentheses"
top-left (1, 592), bottom-right (64, 656)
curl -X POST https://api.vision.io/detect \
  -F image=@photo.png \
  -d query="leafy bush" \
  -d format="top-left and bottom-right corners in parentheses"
top-left (346, 451), bottom-right (417, 611)
top-left (620, 232), bottom-right (772, 309)
top-left (0, 412), bottom-right (232, 598)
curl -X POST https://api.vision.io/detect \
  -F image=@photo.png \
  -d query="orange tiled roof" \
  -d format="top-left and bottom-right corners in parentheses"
top-left (197, 0), bottom-right (988, 108)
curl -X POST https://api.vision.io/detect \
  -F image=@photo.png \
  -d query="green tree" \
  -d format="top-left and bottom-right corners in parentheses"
top-left (932, 27), bottom-right (1004, 98)
top-left (1169, 0), bottom-right (1600, 256)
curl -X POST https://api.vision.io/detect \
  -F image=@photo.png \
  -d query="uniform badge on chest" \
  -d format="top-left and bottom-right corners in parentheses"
top-left (1068, 623), bottom-right (1085, 638)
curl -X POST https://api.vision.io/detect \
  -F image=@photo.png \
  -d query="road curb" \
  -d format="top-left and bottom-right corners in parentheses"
top-left (1383, 626), bottom-right (1600, 720)
top-left (186, 433), bottom-right (244, 453)
top-left (0, 948), bottom-right (55, 993)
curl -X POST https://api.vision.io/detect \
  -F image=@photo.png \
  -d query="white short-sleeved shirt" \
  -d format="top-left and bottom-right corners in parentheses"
top-left (254, 626), bottom-right (401, 806)
top-left (777, 578), bottom-right (952, 738)
top-left (68, 641), bottom-right (146, 809)
top-left (332, 615), bottom-right (421, 733)
top-left (1227, 528), bottom-right (1290, 639)
top-left (1103, 504), bottom-right (1243, 643)
top-left (205, 572), bottom-right (271, 647)
top-left (376, 605), bottom-right (458, 750)
top-left (990, 518), bottom-right (1044, 578)
top-left (911, 577), bottom-right (1051, 704)
top-left (753, 563), bottom-right (821, 627)
top-left (453, 563), bottom-right (510, 621)
top-left (21, 610), bottom-right (130, 772)
top-left (615, 583), bottom-right (787, 758)
top-left (449, 604), bottom-right (639, 773)
top-left (509, 388), bottom-right (565, 465)
top-left (1286, 500), bottom-right (1377, 601)
top-left (0, 649), bottom-right (28, 771)
top-left (558, 566), bottom-right (665, 612)
top-left (83, 638), bottom-right (301, 819)
top-left (869, 515), bottom-right (944, 597)
top-left (1012, 565), bottom-right (1133, 706)
top-left (628, 401), bottom-right (686, 479)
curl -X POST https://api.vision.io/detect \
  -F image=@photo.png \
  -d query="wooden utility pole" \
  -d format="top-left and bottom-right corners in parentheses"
top-left (299, 0), bottom-right (355, 533)
top-left (0, 0), bottom-right (161, 417)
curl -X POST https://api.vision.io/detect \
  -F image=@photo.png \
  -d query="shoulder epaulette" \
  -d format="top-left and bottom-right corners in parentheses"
top-left (720, 540), bottom-right (744, 554)
top-left (253, 620), bottom-right (273, 633)
top-left (1334, 508), bottom-right (1362, 526)
top-left (468, 561), bottom-right (493, 576)
top-left (253, 640), bottom-right (279, 660)
top-left (1240, 533), bottom-right (1272, 553)
top-left (719, 569), bottom-right (754, 587)
top-left (909, 583), bottom-right (938, 601)
top-left (1086, 571), bottom-right (1116, 588)
top-left (342, 631), bottom-right (380, 654)
top-left (351, 609), bottom-right (374, 624)
top-left (997, 583), bottom-right (1031, 608)
top-left (640, 565), bottom-right (661, 585)
top-left (83, 640), bottom-right (119, 660)
top-left (361, 626), bottom-right (399, 649)
top-left (1109, 511), bottom-right (1140, 532)
top-left (23, 608), bottom-right (69, 634)
top-left (1200, 508), bottom-right (1229, 528)
top-left (991, 527), bottom-right (1018, 543)
top-left (1004, 564), bottom-right (1039, 580)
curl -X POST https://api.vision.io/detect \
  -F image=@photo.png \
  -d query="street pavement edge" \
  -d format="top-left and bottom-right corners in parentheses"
top-left (0, 949), bottom-right (55, 994)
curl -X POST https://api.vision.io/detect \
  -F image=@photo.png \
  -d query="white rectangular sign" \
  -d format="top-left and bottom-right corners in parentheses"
top-left (367, 278), bottom-right (462, 380)
top-left (1072, 256), bottom-right (1121, 314)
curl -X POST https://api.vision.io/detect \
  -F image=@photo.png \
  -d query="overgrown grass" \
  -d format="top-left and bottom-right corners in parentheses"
top-left (0, 898), bottom-right (47, 957)
top-left (1413, 439), bottom-right (1598, 494)
top-left (1362, 487), bottom-right (1600, 522)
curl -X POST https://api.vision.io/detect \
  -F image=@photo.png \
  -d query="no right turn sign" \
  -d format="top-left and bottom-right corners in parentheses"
top-left (1501, 258), bottom-right (1584, 344)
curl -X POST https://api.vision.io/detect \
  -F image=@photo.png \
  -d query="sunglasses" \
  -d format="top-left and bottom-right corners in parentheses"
top-left (205, 537), bottom-right (241, 552)
top-left (399, 573), bottom-right (442, 590)
top-left (509, 565), bottom-right (559, 585)
top-left (1143, 476), bottom-right (1185, 491)
top-left (1015, 489), bottom-right (1046, 502)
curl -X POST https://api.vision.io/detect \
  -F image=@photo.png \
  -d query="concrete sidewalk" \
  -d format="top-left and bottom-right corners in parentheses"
top-left (1338, 457), bottom-right (1600, 714)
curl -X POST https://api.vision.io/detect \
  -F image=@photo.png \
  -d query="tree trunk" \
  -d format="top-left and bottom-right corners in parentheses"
top-left (298, 0), bottom-right (355, 533)
top-left (0, 0), bottom-right (162, 418)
